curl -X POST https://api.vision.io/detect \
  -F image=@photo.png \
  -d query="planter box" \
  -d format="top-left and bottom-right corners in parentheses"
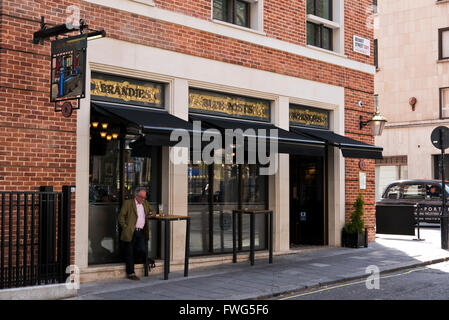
top-left (342, 228), bottom-right (368, 248)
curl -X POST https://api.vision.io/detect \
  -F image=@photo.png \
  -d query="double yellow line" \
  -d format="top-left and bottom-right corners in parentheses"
top-left (279, 267), bottom-right (427, 300)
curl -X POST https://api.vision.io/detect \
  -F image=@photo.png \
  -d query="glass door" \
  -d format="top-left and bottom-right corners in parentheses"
top-left (89, 138), bottom-right (121, 264)
top-left (188, 162), bottom-right (210, 255)
top-left (290, 155), bottom-right (325, 246)
top-left (240, 164), bottom-right (268, 250)
top-left (123, 142), bottom-right (161, 259)
top-left (212, 163), bottom-right (239, 253)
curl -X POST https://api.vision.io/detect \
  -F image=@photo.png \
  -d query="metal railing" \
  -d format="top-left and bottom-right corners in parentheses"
top-left (0, 186), bottom-right (72, 289)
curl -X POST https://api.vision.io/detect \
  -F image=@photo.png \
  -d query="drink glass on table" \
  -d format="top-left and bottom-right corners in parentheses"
top-left (158, 204), bottom-right (164, 216)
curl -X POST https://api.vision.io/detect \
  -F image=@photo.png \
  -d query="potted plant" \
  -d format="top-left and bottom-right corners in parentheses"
top-left (342, 193), bottom-right (368, 248)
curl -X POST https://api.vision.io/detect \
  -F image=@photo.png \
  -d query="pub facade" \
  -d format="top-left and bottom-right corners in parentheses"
top-left (0, 0), bottom-right (380, 282)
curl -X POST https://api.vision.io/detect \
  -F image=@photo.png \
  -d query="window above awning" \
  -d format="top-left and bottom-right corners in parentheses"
top-left (92, 101), bottom-right (193, 146)
top-left (190, 113), bottom-right (325, 156)
top-left (290, 126), bottom-right (383, 160)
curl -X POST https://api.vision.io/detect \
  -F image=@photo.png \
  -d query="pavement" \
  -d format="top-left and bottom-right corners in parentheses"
top-left (71, 227), bottom-right (449, 300)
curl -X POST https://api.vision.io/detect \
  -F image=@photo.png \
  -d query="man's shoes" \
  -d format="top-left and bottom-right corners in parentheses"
top-left (127, 274), bottom-right (140, 281)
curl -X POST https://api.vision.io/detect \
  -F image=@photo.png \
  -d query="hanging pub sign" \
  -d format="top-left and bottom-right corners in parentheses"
top-left (90, 73), bottom-right (164, 108)
top-left (33, 16), bottom-right (105, 118)
top-left (289, 104), bottom-right (330, 129)
top-left (189, 88), bottom-right (271, 122)
top-left (50, 34), bottom-right (87, 103)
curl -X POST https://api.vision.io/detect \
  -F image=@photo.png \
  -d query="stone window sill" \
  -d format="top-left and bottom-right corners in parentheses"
top-left (129, 0), bottom-right (155, 6)
top-left (211, 19), bottom-right (266, 36)
top-left (306, 45), bottom-right (347, 59)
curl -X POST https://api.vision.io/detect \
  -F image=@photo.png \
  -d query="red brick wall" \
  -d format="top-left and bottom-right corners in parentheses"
top-left (263, 0), bottom-right (306, 45)
top-left (344, 0), bottom-right (375, 65)
top-left (0, 0), bottom-right (376, 251)
top-left (345, 87), bottom-right (376, 242)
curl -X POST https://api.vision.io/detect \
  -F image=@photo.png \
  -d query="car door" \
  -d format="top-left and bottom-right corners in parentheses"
top-left (421, 183), bottom-right (444, 223)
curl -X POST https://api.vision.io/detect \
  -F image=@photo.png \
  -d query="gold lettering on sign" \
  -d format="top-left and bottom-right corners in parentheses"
top-left (189, 92), bottom-right (269, 119)
top-left (91, 78), bottom-right (162, 105)
top-left (289, 108), bottom-right (329, 128)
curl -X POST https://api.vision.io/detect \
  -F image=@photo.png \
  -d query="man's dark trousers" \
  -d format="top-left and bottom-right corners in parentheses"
top-left (124, 229), bottom-right (146, 276)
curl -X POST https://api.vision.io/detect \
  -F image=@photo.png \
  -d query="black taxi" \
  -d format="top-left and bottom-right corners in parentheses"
top-left (376, 179), bottom-right (449, 223)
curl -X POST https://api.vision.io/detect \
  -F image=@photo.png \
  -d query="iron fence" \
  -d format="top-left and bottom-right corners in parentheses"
top-left (0, 186), bottom-right (72, 289)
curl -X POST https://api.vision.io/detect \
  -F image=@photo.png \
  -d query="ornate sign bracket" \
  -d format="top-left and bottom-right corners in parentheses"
top-left (33, 16), bottom-right (106, 118)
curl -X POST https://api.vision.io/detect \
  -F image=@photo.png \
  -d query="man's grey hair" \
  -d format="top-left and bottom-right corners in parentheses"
top-left (134, 187), bottom-right (147, 196)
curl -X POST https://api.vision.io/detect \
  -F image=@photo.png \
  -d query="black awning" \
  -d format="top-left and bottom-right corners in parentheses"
top-left (92, 102), bottom-right (193, 146)
top-left (290, 126), bottom-right (383, 160)
top-left (92, 101), bottom-right (193, 133)
top-left (190, 114), bottom-right (325, 156)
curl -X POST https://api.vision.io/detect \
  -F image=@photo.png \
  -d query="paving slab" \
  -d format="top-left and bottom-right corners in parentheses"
top-left (70, 228), bottom-right (449, 300)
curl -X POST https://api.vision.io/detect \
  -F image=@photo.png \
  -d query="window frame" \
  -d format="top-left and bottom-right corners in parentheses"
top-left (213, 0), bottom-right (251, 29)
top-left (438, 27), bottom-right (449, 61)
top-left (307, 0), bottom-right (333, 21)
top-left (383, 183), bottom-right (401, 200)
top-left (401, 183), bottom-right (426, 200)
top-left (307, 21), bottom-right (334, 51)
top-left (440, 87), bottom-right (449, 119)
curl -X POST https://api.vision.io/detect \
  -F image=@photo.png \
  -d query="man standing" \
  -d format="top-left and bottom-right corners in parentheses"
top-left (118, 188), bottom-right (154, 280)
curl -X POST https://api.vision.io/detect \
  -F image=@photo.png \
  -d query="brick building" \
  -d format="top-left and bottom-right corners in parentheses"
top-left (0, 0), bottom-right (380, 283)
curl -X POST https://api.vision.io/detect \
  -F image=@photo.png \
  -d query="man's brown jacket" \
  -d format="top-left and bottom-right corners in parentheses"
top-left (118, 199), bottom-right (153, 242)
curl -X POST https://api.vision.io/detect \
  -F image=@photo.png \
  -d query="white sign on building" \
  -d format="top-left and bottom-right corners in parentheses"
top-left (353, 35), bottom-right (371, 56)
top-left (360, 172), bottom-right (367, 190)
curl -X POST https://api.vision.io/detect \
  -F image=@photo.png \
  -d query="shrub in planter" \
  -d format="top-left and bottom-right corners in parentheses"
top-left (342, 193), bottom-right (368, 248)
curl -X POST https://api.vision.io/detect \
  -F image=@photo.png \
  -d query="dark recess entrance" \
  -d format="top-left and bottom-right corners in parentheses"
top-left (290, 155), bottom-right (326, 246)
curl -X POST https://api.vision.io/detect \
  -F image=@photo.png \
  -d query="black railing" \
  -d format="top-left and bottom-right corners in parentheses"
top-left (0, 186), bottom-right (72, 289)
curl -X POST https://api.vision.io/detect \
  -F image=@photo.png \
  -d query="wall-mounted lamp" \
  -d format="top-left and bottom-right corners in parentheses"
top-left (100, 132), bottom-right (107, 138)
top-left (91, 121), bottom-right (99, 128)
top-left (360, 105), bottom-right (387, 136)
top-left (101, 123), bottom-right (108, 129)
top-left (87, 30), bottom-right (106, 41)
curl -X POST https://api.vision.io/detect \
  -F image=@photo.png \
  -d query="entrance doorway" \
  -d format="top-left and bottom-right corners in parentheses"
top-left (88, 107), bottom-right (162, 265)
top-left (290, 155), bottom-right (326, 246)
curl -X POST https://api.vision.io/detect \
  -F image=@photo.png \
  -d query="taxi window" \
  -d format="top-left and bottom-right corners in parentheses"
top-left (402, 184), bottom-right (425, 199)
top-left (426, 184), bottom-right (441, 200)
top-left (384, 184), bottom-right (400, 199)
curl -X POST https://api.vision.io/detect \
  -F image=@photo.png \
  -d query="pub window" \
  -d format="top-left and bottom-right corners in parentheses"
top-left (307, 22), bottom-right (333, 51)
top-left (188, 161), bottom-right (268, 256)
top-left (439, 27), bottom-right (449, 60)
top-left (440, 87), bottom-right (449, 119)
top-left (213, 0), bottom-right (250, 28)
